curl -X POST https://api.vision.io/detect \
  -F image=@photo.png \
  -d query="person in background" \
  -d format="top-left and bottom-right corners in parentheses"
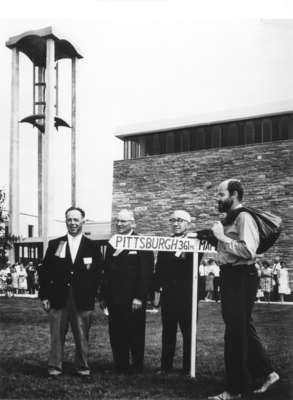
top-left (5, 271), bottom-right (13, 298)
top-left (15, 261), bottom-right (23, 274)
top-left (255, 260), bottom-right (263, 302)
top-left (206, 258), bottom-right (220, 301)
top-left (199, 259), bottom-right (207, 300)
top-left (11, 265), bottom-right (19, 295)
top-left (35, 263), bottom-right (43, 293)
top-left (100, 209), bottom-right (154, 374)
top-left (17, 263), bottom-right (27, 295)
top-left (278, 261), bottom-right (291, 302)
top-left (271, 256), bottom-right (281, 301)
top-left (0, 267), bottom-right (7, 295)
top-left (261, 261), bottom-right (273, 303)
top-left (26, 261), bottom-right (36, 295)
top-left (205, 271), bottom-right (215, 300)
top-left (34, 266), bottom-right (39, 293)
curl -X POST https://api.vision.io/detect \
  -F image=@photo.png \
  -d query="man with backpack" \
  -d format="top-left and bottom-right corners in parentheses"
top-left (206, 179), bottom-right (279, 400)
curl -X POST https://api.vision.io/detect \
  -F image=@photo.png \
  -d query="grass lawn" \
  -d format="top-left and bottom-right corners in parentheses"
top-left (0, 299), bottom-right (292, 400)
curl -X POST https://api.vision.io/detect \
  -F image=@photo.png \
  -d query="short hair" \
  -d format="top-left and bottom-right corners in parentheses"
top-left (227, 179), bottom-right (244, 201)
top-left (65, 206), bottom-right (85, 219)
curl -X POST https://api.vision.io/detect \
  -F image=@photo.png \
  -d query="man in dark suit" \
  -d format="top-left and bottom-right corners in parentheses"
top-left (154, 210), bottom-right (196, 375)
top-left (100, 209), bottom-right (154, 373)
top-left (39, 206), bottom-right (104, 377)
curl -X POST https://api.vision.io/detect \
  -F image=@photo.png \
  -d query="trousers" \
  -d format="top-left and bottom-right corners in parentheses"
top-left (48, 289), bottom-right (92, 371)
top-left (108, 303), bottom-right (146, 372)
top-left (220, 265), bottom-right (273, 393)
top-left (161, 304), bottom-right (192, 373)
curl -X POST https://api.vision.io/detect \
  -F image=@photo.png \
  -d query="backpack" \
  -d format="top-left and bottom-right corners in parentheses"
top-left (225, 207), bottom-right (282, 254)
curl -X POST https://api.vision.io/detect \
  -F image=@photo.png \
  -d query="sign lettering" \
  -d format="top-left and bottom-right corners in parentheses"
top-left (109, 234), bottom-right (216, 253)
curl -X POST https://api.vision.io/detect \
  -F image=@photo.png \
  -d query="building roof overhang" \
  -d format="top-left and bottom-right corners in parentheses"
top-left (115, 100), bottom-right (293, 140)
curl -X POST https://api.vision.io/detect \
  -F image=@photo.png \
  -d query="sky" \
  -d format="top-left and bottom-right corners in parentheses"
top-left (0, 0), bottom-right (293, 233)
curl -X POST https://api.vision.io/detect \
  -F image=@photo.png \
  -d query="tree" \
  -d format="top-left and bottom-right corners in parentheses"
top-left (0, 189), bottom-right (19, 268)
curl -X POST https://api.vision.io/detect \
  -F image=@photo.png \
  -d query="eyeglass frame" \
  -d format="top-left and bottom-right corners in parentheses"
top-left (169, 218), bottom-right (189, 224)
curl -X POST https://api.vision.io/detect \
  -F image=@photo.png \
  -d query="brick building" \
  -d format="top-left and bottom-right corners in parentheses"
top-left (112, 110), bottom-right (293, 285)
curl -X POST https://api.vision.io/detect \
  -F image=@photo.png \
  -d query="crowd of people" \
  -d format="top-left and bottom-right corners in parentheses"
top-left (1, 256), bottom-right (290, 304)
top-left (198, 256), bottom-right (291, 303)
top-left (0, 261), bottom-right (39, 297)
top-left (255, 257), bottom-right (291, 302)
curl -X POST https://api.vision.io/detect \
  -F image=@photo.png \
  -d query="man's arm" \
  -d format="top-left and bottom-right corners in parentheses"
top-left (212, 212), bottom-right (259, 259)
top-left (39, 240), bottom-right (55, 311)
top-left (98, 244), bottom-right (112, 306)
top-left (133, 251), bottom-right (154, 310)
top-left (153, 251), bottom-right (164, 292)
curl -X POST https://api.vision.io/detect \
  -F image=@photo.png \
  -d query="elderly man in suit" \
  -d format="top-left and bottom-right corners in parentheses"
top-left (100, 209), bottom-right (154, 373)
top-left (154, 210), bottom-right (199, 375)
top-left (39, 206), bottom-right (104, 377)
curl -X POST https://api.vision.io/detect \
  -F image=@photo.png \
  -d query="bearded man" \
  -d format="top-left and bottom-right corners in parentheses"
top-left (207, 179), bottom-right (279, 400)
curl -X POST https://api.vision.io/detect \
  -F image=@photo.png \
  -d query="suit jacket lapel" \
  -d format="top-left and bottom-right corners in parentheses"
top-left (54, 235), bottom-right (68, 258)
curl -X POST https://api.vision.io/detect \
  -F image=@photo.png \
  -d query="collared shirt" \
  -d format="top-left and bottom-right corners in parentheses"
top-left (215, 207), bottom-right (259, 267)
top-left (67, 233), bottom-right (83, 263)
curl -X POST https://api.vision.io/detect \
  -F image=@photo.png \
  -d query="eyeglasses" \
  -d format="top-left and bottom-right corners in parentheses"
top-left (116, 219), bottom-right (132, 224)
top-left (169, 218), bottom-right (187, 223)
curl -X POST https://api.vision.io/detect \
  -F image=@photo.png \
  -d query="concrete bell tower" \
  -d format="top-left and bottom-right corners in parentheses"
top-left (6, 27), bottom-right (83, 251)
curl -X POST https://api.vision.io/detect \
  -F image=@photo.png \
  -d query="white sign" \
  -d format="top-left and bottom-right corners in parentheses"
top-left (109, 234), bottom-right (216, 253)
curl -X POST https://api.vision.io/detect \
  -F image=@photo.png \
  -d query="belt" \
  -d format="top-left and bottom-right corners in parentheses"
top-left (220, 263), bottom-right (256, 272)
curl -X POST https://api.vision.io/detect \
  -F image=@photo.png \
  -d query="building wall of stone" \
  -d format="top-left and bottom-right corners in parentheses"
top-left (112, 139), bottom-right (293, 283)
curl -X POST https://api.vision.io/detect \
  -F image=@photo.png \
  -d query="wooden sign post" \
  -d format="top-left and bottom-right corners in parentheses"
top-left (109, 234), bottom-right (216, 378)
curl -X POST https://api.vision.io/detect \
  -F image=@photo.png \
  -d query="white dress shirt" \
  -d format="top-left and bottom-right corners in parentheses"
top-left (67, 233), bottom-right (83, 263)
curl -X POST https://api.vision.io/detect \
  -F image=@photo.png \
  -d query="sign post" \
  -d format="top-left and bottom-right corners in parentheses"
top-left (190, 251), bottom-right (198, 378)
top-left (108, 234), bottom-right (216, 378)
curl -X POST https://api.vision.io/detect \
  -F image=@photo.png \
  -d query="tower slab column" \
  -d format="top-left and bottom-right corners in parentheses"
top-left (9, 48), bottom-right (20, 236)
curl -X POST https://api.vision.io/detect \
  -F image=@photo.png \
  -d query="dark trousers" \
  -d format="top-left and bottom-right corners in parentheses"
top-left (214, 276), bottom-right (220, 301)
top-left (161, 304), bottom-right (192, 373)
top-left (108, 303), bottom-right (146, 372)
top-left (199, 276), bottom-right (206, 300)
top-left (27, 278), bottom-right (35, 294)
top-left (220, 265), bottom-right (273, 394)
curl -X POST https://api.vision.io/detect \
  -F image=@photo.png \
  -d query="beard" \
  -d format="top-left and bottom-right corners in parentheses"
top-left (218, 198), bottom-right (233, 213)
